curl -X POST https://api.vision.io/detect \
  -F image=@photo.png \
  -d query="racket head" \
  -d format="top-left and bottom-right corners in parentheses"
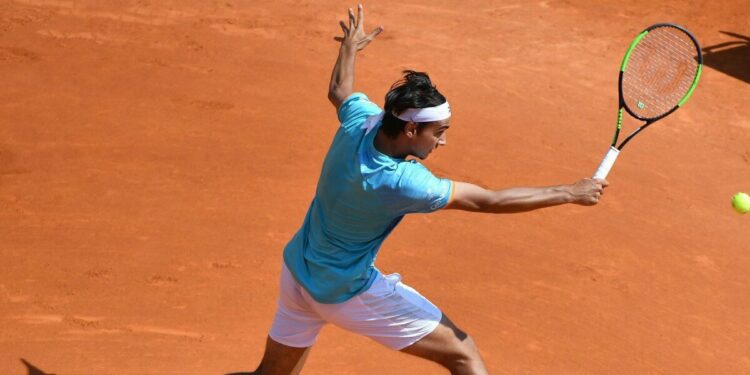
top-left (618, 23), bottom-right (703, 122)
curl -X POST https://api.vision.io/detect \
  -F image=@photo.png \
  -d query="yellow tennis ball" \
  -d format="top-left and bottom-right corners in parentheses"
top-left (731, 192), bottom-right (750, 214)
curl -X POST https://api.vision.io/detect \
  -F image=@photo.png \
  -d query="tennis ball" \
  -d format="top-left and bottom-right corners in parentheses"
top-left (731, 192), bottom-right (750, 214)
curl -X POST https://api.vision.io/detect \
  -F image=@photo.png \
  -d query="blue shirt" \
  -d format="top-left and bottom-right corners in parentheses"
top-left (283, 93), bottom-right (454, 303)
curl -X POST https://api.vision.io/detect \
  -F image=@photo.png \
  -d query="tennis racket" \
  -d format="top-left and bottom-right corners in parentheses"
top-left (593, 23), bottom-right (703, 180)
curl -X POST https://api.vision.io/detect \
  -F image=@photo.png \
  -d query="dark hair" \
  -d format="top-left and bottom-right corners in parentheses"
top-left (380, 70), bottom-right (447, 139)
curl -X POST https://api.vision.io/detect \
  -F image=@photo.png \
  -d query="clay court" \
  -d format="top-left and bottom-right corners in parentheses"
top-left (1, 0), bottom-right (749, 374)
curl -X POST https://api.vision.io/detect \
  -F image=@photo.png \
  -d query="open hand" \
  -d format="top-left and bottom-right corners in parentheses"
top-left (334, 4), bottom-right (383, 51)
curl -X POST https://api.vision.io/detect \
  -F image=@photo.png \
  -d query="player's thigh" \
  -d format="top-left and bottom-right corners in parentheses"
top-left (400, 314), bottom-right (482, 366)
top-left (261, 263), bottom-right (325, 374)
top-left (269, 262), bottom-right (326, 347)
top-left (256, 336), bottom-right (312, 375)
top-left (314, 272), bottom-right (442, 351)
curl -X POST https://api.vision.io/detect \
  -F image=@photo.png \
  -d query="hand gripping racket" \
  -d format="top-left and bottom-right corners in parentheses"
top-left (593, 23), bottom-right (703, 180)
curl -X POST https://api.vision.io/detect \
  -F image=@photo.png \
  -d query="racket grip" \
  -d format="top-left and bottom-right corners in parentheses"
top-left (593, 146), bottom-right (620, 180)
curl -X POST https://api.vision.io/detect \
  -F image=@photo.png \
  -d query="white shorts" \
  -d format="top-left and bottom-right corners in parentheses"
top-left (269, 262), bottom-right (442, 350)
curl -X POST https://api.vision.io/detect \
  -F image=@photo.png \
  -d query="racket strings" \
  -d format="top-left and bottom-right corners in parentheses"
top-left (622, 26), bottom-right (699, 120)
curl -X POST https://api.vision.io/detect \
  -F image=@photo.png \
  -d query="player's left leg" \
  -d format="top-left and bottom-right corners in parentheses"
top-left (310, 271), bottom-right (486, 373)
top-left (253, 336), bottom-right (312, 375)
top-left (400, 314), bottom-right (487, 375)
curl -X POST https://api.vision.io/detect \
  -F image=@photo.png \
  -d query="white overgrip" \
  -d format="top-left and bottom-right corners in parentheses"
top-left (593, 146), bottom-right (620, 180)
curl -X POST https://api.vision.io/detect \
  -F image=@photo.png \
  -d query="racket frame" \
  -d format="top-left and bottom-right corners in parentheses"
top-left (613, 23), bottom-right (703, 151)
top-left (594, 23), bottom-right (703, 180)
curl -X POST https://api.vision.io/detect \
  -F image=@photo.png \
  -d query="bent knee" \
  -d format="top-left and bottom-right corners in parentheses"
top-left (438, 335), bottom-right (483, 369)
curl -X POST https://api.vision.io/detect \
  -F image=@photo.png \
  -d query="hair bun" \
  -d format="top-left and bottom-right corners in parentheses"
top-left (402, 70), bottom-right (435, 90)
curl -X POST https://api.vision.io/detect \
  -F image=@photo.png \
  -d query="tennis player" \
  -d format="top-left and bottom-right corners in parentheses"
top-left (253, 5), bottom-right (608, 375)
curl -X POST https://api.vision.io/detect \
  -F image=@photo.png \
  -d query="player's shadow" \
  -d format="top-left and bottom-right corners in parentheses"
top-left (20, 359), bottom-right (56, 375)
top-left (702, 31), bottom-right (750, 84)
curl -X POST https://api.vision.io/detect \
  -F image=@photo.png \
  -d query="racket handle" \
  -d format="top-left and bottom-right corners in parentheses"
top-left (593, 146), bottom-right (620, 180)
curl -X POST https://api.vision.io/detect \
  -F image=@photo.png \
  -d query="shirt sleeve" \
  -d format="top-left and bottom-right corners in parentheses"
top-left (391, 162), bottom-right (454, 214)
top-left (337, 92), bottom-right (383, 131)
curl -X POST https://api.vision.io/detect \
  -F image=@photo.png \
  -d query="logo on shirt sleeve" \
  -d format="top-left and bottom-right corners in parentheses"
top-left (428, 184), bottom-right (448, 211)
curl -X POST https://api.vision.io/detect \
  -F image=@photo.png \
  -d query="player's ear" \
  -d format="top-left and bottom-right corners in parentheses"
top-left (404, 122), bottom-right (418, 138)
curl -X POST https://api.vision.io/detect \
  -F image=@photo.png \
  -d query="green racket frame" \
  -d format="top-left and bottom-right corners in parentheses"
top-left (593, 23), bottom-right (702, 180)
top-left (613, 23), bottom-right (703, 150)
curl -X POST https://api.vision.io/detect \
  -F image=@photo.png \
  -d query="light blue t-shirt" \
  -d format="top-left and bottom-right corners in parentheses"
top-left (283, 93), bottom-right (454, 304)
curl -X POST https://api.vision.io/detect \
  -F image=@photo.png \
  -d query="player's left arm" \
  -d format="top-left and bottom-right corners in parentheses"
top-left (327, 4), bottom-right (383, 110)
top-left (444, 179), bottom-right (608, 213)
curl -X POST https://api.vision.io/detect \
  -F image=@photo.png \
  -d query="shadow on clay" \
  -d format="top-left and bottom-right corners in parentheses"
top-left (20, 358), bottom-right (56, 375)
top-left (702, 31), bottom-right (750, 84)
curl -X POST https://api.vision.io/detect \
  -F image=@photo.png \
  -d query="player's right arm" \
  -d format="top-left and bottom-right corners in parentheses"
top-left (327, 4), bottom-right (383, 111)
top-left (445, 179), bottom-right (608, 213)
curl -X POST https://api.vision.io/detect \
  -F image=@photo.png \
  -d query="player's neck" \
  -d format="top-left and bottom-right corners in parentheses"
top-left (374, 129), bottom-right (409, 160)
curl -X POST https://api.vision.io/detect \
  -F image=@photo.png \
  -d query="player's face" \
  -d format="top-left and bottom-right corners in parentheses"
top-left (413, 118), bottom-right (450, 159)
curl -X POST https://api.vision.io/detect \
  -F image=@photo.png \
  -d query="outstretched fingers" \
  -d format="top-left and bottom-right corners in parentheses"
top-left (356, 4), bottom-right (364, 30)
top-left (367, 25), bottom-right (384, 41)
top-left (339, 20), bottom-right (349, 37)
top-left (357, 4), bottom-right (383, 41)
top-left (333, 4), bottom-right (383, 47)
top-left (349, 7), bottom-right (356, 30)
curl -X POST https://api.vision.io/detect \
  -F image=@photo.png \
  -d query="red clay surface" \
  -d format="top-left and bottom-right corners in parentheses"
top-left (2, 1), bottom-right (749, 374)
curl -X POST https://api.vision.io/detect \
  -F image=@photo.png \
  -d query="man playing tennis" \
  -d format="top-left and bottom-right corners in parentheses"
top-left (253, 5), bottom-right (608, 375)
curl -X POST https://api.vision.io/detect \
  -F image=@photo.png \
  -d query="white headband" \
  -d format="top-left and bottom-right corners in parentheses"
top-left (395, 101), bottom-right (451, 123)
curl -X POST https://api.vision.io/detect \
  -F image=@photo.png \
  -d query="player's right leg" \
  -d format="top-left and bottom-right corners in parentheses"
top-left (256, 263), bottom-right (326, 375)
top-left (253, 336), bottom-right (311, 375)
